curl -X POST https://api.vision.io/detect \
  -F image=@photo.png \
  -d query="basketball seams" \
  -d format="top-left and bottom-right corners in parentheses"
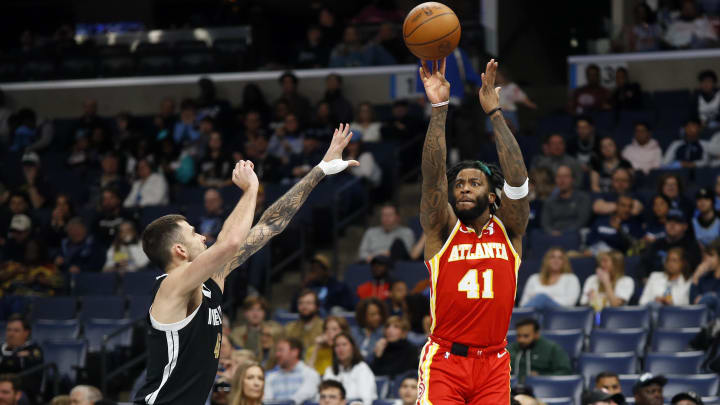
top-left (404, 23), bottom-right (461, 46)
top-left (403, 12), bottom-right (454, 38)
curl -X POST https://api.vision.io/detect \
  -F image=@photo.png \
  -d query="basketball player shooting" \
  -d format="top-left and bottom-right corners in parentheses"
top-left (416, 58), bottom-right (529, 404)
top-left (134, 124), bottom-right (358, 405)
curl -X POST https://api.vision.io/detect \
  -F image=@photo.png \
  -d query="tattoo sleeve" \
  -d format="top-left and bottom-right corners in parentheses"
top-left (491, 112), bottom-right (530, 236)
top-left (216, 167), bottom-right (325, 277)
top-left (420, 105), bottom-right (450, 232)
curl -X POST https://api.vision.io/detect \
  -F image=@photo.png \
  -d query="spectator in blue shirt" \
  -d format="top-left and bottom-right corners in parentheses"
top-left (196, 188), bottom-right (227, 245)
top-left (587, 195), bottom-right (643, 255)
top-left (264, 337), bottom-right (320, 404)
top-left (171, 99), bottom-right (201, 146)
top-left (690, 240), bottom-right (720, 318)
top-left (692, 187), bottom-right (720, 247)
top-left (663, 119), bottom-right (709, 169)
top-left (54, 217), bottom-right (106, 273)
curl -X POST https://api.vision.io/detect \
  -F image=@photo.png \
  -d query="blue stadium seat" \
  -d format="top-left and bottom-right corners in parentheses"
top-left (73, 273), bottom-right (117, 295)
top-left (32, 320), bottom-right (79, 343)
top-left (173, 186), bottom-right (205, 206)
top-left (407, 216), bottom-right (422, 240)
top-left (274, 311), bottom-right (299, 326)
top-left (84, 319), bottom-right (133, 352)
top-left (79, 296), bottom-right (126, 321)
top-left (516, 259), bottom-right (541, 306)
top-left (263, 401), bottom-right (295, 405)
top-left (32, 297), bottom-right (77, 321)
top-left (589, 329), bottom-right (647, 356)
top-left (663, 374), bottom-right (720, 399)
top-left (579, 353), bottom-right (637, 386)
top-left (525, 375), bottom-right (583, 405)
top-left (588, 110), bottom-right (615, 132)
top-left (568, 257), bottom-right (597, 289)
top-left (394, 261), bottom-right (429, 292)
top-left (541, 398), bottom-right (573, 405)
top-left (657, 306), bottom-right (707, 329)
top-left (507, 330), bottom-right (517, 345)
top-left (372, 401), bottom-right (394, 405)
top-left (128, 295), bottom-right (153, 320)
top-left (619, 374), bottom-right (641, 397)
top-left (343, 263), bottom-right (372, 293)
top-left (599, 306), bottom-right (650, 330)
top-left (510, 307), bottom-right (539, 329)
top-left (335, 311), bottom-right (357, 328)
top-left (528, 230), bottom-right (581, 259)
top-left (376, 376), bottom-right (390, 399)
top-left (43, 339), bottom-right (87, 382)
top-left (538, 114), bottom-right (573, 137)
top-left (123, 271), bottom-right (163, 296)
top-left (644, 352), bottom-right (704, 374)
top-left (650, 328), bottom-right (700, 353)
top-left (544, 329), bottom-right (584, 362)
top-left (140, 206), bottom-right (178, 228)
top-left (543, 307), bottom-right (594, 335)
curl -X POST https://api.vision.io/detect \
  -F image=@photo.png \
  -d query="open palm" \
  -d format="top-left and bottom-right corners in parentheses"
top-left (419, 59), bottom-right (450, 105)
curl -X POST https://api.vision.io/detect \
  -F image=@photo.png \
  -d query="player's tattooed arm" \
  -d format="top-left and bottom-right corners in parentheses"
top-left (214, 167), bottom-right (325, 278)
top-left (478, 59), bottom-right (529, 240)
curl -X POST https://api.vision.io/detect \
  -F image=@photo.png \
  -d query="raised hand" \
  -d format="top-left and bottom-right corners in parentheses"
top-left (322, 123), bottom-right (360, 167)
top-left (419, 58), bottom-right (450, 105)
top-left (231, 160), bottom-right (259, 191)
top-left (478, 58), bottom-right (501, 113)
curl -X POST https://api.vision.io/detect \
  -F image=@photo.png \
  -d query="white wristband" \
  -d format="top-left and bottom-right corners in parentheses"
top-left (503, 178), bottom-right (529, 200)
top-left (317, 159), bottom-right (349, 175)
top-left (431, 100), bottom-right (449, 108)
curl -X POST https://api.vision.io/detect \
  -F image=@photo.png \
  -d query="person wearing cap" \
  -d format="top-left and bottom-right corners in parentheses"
top-left (343, 131), bottom-right (382, 188)
top-left (358, 203), bottom-right (415, 263)
top-left (662, 118), bottom-right (709, 169)
top-left (638, 208), bottom-right (702, 281)
top-left (0, 215), bottom-right (33, 263)
top-left (692, 187), bottom-right (720, 247)
top-left (292, 253), bottom-right (355, 312)
top-left (672, 391), bottom-right (703, 405)
top-left (583, 390), bottom-right (614, 405)
top-left (356, 255), bottom-right (394, 300)
top-left (18, 151), bottom-right (52, 210)
top-left (594, 372), bottom-right (627, 404)
top-left (639, 246), bottom-right (692, 306)
top-left (633, 373), bottom-right (666, 405)
top-left (690, 239), bottom-right (720, 318)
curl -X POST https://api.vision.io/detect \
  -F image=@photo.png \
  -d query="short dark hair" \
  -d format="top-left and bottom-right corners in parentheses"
top-left (297, 289), bottom-right (320, 308)
top-left (278, 337), bottom-right (303, 359)
top-left (279, 71), bottom-right (298, 85)
top-left (699, 69), bottom-right (718, 83)
top-left (141, 214), bottom-right (187, 270)
top-left (575, 114), bottom-right (594, 126)
top-left (355, 298), bottom-right (388, 329)
top-left (515, 318), bottom-right (540, 331)
top-left (319, 380), bottom-right (346, 399)
top-left (586, 64), bottom-right (600, 74)
top-left (596, 371), bottom-right (619, 384)
top-left (0, 374), bottom-right (19, 391)
top-left (380, 202), bottom-right (400, 214)
top-left (241, 296), bottom-right (269, 313)
top-left (331, 332), bottom-right (363, 374)
top-left (326, 73), bottom-right (342, 84)
top-left (635, 121), bottom-right (652, 131)
top-left (7, 314), bottom-right (30, 332)
top-left (447, 160), bottom-right (505, 215)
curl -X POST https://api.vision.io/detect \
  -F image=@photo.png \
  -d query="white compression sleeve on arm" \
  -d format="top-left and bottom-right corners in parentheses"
top-left (317, 159), bottom-right (349, 175)
top-left (503, 178), bottom-right (529, 200)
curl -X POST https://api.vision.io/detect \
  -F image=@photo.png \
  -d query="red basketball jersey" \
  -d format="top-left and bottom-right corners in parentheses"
top-left (425, 216), bottom-right (520, 347)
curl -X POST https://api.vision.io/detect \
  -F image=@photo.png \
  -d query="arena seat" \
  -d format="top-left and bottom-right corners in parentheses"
top-left (644, 351), bottom-right (704, 374)
top-left (618, 374), bottom-right (641, 397)
top-left (273, 311), bottom-right (299, 326)
top-left (599, 306), bottom-right (650, 330)
top-left (657, 305), bottom-right (707, 329)
top-left (343, 263), bottom-right (372, 293)
top-left (375, 376), bottom-right (390, 399)
top-left (33, 320), bottom-right (79, 343)
top-left (73, 273), bottom-right (118, 295)
top-left (510, 307), bottom-right (539, 329)
top-left (544, 329), bottom-right (584, 362)
top-left (650, 328), bottom-right (700, 353)
top-left (540, 398), bottom-right (573, 405)
top-left (123, 271), bottom-right (163, 296)
top-left (394, 261), bottom-right (429, 292)
top-left (128, 295), bottom-right (153, 320)
top-left (528, 230), bottom-right (581, 259)
top-left (79, 296), bottom-right (126, 321)
top-left (579, 352), bottom-right (637, 386)
top-left (525, 375), bottom-right (583, 405)
top-left (84, 318), bottom-right (134, 352)
top-left (589, 328), bottom-right (647, 356)
top-left (663, 374), bottom-right (720, 399)
top-left (542, 307), bottom-right (594, 335)
top-left (43, 339), bottom-right (87, 383)
top-left (32, 297), bottom-right (77, 321)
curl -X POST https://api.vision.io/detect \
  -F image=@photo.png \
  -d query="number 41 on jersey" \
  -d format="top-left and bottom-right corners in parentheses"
top-left (458, 269), bottom-right (494, 299)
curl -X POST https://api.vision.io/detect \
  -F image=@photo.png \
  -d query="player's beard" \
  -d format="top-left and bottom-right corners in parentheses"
top-left (451, 193), bottom-right (490, 224)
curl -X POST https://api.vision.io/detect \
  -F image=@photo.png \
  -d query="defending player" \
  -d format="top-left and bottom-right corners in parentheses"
top-left (416, 58), bottom-right (529, 404)
top-left (134, 124), bottom-right (358, 405)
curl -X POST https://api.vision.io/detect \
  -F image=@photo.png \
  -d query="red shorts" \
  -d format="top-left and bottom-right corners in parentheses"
top-left (417, 337), bottom-right (510, 405)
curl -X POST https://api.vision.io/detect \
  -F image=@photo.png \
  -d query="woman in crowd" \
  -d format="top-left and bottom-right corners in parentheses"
top-left (690, 240), bottom-right (720, 318)
top-left (370, 316), bottom-right (418, 378)
top-left (41, 193), bottom-right (75, 252)
top-left (520, 248), bottom-right (581, 308)
top-left (123, 158), bottom-right (169, 208)
top-left (350, 102), bottom-right (382, 142)
top-left (640, 247), bottom-right (692, 306)
top-left (103, 221), bottom-right (149, 273)
top-left (580, 250), bottom-right (635, 310)
top-left (259, 320), bottom-right (284, 371)
top-left (324, 332), bottom-right (377, 405)
top-left (590, 136), bottom-right (633, 193)
top-left (657, 173), bottom-right (693, 218)
top-left (306, 315), bottom-right (351, 374)
top-left (644, 194), bottom-right (671, 243)
top-left (394, 375), bottom-right (418, 405)
top-left (352, 298), bottom-right (388, 361)
top-left (228, 361), bottom-right (265, 405)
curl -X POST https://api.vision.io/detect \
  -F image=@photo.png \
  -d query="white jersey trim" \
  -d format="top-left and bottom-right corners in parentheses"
top-left (145, 330), bottom-right (180, 404)
top-left (149, 302), bottom-right (201, 332)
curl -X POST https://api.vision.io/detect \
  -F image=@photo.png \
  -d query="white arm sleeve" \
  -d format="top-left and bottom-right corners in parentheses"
top-left (503, 178), bottom-right (529, 200)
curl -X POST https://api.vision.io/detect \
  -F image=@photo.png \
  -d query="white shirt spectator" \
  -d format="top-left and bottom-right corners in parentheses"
top-left (350, 122), bottom-right (382, 143)
top-left (519, 273), bottom-right (581, 307)
top-left (350, 152), bottom-right (382, 187)
top-left (123, 173), bottom-right (169, 207)
top-left (579, 275), bottom-right (635, 305)
top-left (264, 360), bottom-right (320, 404)
top-left (358, 225), bottom-right (415, 261)
top-left (662, 139), bottom-right (710, 167)
top-left (639, 271), bottom-right (691, 306)
top-left (323, 361), bottom-right (377, 405)
top-left (664, 16), bottom-right (718, 48)
top-left (498, 82), bottom-right (528, 112)
top-left (103, 242), bottom-right (149, 273)
top-left (702, 131), bottom-right (720, 167)
top-left (621, 138), bottom-right (662, 174)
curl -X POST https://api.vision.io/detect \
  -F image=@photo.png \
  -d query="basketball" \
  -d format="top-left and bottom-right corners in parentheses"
top-left (403, 2), bottom-right (461, 60)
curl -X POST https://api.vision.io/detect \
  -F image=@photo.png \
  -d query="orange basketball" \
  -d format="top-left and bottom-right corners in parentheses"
top-left (403, 2), bottom-right (461, 60)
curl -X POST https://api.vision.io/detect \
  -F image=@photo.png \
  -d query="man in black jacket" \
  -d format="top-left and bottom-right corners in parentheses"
top-left (638, 209), bottom-right (701, 282)
top-left (0, 315), bottom-right (42, 403)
